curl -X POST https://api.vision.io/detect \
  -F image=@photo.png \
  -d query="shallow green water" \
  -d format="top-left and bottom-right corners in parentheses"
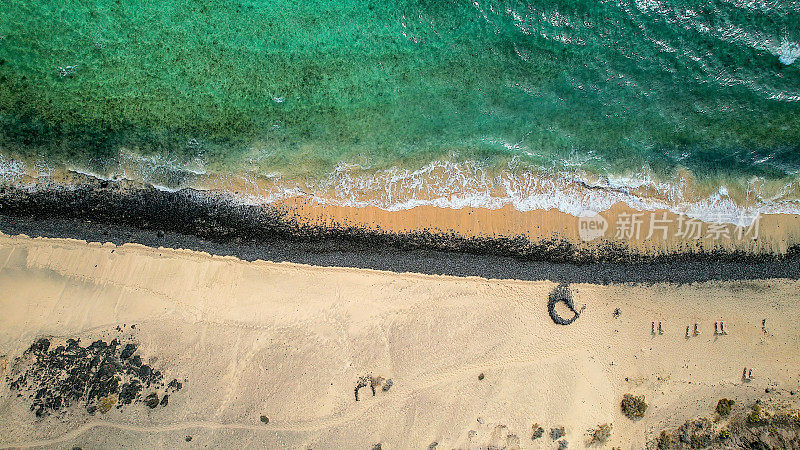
top-left (1, 0), bottom-right (799, 203)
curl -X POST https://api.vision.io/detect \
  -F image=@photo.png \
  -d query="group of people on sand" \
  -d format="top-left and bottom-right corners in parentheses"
top-left (651, 320), bottom-right (762, 383)
top-left (650, 321), bottom-right (730, 337)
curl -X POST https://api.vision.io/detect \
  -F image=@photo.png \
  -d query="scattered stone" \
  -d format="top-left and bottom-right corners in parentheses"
top-left (119, 381), bottom-right (142, 405)
top-left (120, 344), bottom-right (137, 360)
top-left (531, 423), bottom-right (544, 440)
top-left (354, 375), bottom-right (391, 401)
top-left (550, 426), bottom-right (565, 440)
top-left (185, 436), bottom-right (192, 442)
top-left (160, 394), bottom-right (169, 407)
top-left (28, 338), bottom-right (50, 354)
top-left (613, 308), bottom-right (621, 318)
top-left (168, 378), bottom-right (183, 391)
top-left (260, 415), bottom-right (269, 424)
top-left (427, 442), bottom-right (438, 449)
top-left (144, 393), bottom-right (159, 408)
top-left (478, 373), bottom-right (485, 381)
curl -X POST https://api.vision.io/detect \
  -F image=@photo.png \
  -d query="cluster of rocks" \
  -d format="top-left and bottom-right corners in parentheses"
top-left (548, 284), bottom-right (584, 325)
top-left (354, 375), bottom-right (393, 401)
top-left (6, 336), bottom-right (183, 417)
top-left (529, 423), bottom-right (569, 448)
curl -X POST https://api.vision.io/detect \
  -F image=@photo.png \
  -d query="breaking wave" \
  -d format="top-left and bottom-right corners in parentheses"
top-left (4, 152), bottom-right (798, 227)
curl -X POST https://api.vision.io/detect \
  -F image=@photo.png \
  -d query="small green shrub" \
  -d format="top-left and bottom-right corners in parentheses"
top-left (621, 394), bottom-right (648, 420)
top-left (747, 404), bottom-right (763, 425)
top-left (656, 431), bottom-right (672, 450)
top-left (716, 398), bottom-right (734, 417)
top-left (587, 423), bottom-right (612, 445)
top-left (718, 429), bottom-right (731, 440)
top-left (98, 395), bottom-right (117, 413)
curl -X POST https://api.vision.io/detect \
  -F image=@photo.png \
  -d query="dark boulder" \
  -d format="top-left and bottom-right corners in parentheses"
top-left (144, 393), bottom-right (159, 408)
top-left (120, 344), bottom-right (137, 360)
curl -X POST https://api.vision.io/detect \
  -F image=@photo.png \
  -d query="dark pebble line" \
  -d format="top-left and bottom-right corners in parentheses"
top-left (1, 178), bottom-right (799, 284)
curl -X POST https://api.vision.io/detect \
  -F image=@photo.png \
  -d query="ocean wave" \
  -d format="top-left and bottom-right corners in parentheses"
top-left (779, 42), bottom-right (800, 65)
top-left (612, 0), bottom-right (800, 101)
top-left (3, 152), bottom-right (799, 227)
top-left (286, 160), bottom-right (798, 225)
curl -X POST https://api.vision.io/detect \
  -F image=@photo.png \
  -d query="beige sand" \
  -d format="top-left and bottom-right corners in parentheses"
top-left (276, 197), bottom-right (800, 255)
top-left (1, 233), bottom-right (799, 449)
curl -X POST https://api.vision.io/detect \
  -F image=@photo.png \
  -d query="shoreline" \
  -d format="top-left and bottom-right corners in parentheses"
top-left (7, 151), bottom-right (800, 223)
top-left (1, 175), bottom-right (800, 283)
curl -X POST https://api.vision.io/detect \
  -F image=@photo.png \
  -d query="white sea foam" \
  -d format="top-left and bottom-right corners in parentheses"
top-left (213, 159), bottom-right (800, 226)
top-left (779, 42), bottom-right (800, 65)
top-left (3, 152), bottom-right (800, 227)
top-left (151, 184), bottom-right (182, 192)
top-left (0, 155), bottom-right (25, 182)
top-left (66, 167), bottom-right (113, 181)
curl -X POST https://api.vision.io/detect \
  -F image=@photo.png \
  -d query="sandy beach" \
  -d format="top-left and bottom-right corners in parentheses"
top-left (1, 232), bottom-right (798, 448)
top-left (2, 0), bottom-right (800, 447)
top-left (276, 196), bottom-right (800, 256)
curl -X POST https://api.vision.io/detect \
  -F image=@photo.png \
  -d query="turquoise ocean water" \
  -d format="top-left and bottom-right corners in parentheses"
top-left (1, 0), bottom-right (799, 218)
